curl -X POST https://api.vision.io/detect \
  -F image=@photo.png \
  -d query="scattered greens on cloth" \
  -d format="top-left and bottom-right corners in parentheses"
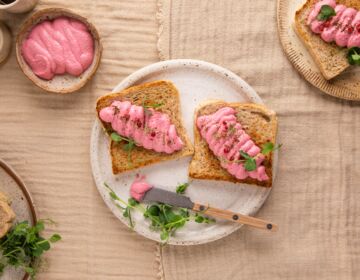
top-left (317, 5), bottom-right (336, 21)
top-left (0, 220), bottom-right (61, 279)
top-left (105, 183), bottom-right (214, 243)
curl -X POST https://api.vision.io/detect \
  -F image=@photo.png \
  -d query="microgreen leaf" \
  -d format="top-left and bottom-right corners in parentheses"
top-left (0, 220), bottom-right (61, 278)
top-left (347, 47), bottom-right (360, 65)
top-left (49, 234), bottom-right (61, 243)
top-left (317, 5), bottom-right (336, 21)
top-left (244, 158), bottom-right (257, 171)
top-left (111, 132), bottom-right (123, 142)
top-left (176, 183), bottom-right (189, 194)
top-left (261, 142), bottom-right (282, 155)
top-left (239, 150), bottom-right (257, 171)
top-left (195, 215), bottom-right (204, 223)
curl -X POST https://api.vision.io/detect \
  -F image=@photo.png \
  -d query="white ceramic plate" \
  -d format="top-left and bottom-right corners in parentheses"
top-left (0, 159), bottom-right (37, 280)
top-left (90, 59), bottom-right (277, 245)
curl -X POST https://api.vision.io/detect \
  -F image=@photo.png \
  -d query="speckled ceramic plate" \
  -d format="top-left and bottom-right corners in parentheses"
top-left (0, 159), bottom-right (37, 279)
top-left (277, 0), bottom-right (360, 101)
top-left (90, 59), bottom-right (278, 245)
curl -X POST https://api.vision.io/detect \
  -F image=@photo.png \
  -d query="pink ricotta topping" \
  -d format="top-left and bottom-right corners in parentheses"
top-left (197, 107), bottom-right (269, 182)
top-left (308, 0), bottom-right (360, 48)
top-left (99, 101), bottom-right (184, 154)
top-left (21, 16), bottom-right (94, 80)
top-left (130, 175), bottom-right (153, 202)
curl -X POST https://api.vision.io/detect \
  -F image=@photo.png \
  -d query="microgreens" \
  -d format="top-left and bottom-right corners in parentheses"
top-left (176, 183), bottom-right (189, 194)
top-left (104, 183), bottom-right (215, 243)
top-left (110, 132), bottom-right (136, 164)
top-left (317, 5), bottom-right (336, 21)
top-left (0, 220), bottom-right (61, 279)
top-left (239, 142), bottom-right (282, 172)
top-left (347, 47), bottom-right (360, 65)
top-left (261, 142), bottom-right (283, 155)
top-left (239, 150), bottom-right (257, 171)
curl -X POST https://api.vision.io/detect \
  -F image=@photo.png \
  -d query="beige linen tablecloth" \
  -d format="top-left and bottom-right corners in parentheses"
top-left (157, 1), bottom-right (360, 280)
top-left (0, 0), bottom-right (359, 279)
top-left (0, 0), bottom-right (161, 279)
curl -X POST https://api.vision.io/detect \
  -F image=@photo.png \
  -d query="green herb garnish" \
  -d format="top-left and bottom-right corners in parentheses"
top-left (261, 142), bottom-right (283, 155)
top-left (176, 183), bottom-right (189, 194)
top-left (110, 132), bottom-right (136, 164)
top-left (239, 150), bottom-right (257, 171)
top-left (0, 220), bottom-right (61, 279)
top-left (347, 47), bottom-right (360, 65)
top-left (317, 5), bottom-right (336, 21)
top-left (240, 142), bottom-right (282, 171)
top-left (104, 183), bottom-right (215, 243)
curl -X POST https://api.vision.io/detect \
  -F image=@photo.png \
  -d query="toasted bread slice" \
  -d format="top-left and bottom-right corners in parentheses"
top-left (294, 0), bottom-right (360, 80)
top-left (189, 101), bottom-right (278, 188)
top-left (0, 192), bottom-right (16, 238)
top-left (96, 80), bottom-right (194, 174)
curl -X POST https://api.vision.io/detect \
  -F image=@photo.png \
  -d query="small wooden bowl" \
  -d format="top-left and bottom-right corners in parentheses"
top-left (16, 8), bottom-right (102, 94)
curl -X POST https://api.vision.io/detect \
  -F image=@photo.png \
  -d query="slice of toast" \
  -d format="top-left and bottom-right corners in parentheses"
top-left (96, 80), bottom-right (194, 174)
top-left (294, 0), bottom-right (360, 80)
top-left (189, 101), bottom-right (278, 188)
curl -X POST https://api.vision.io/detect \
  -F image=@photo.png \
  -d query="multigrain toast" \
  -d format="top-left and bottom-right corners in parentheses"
top-left (294, 0), bottom-right (360, 80)
top-left (96, 80), bottom-right (194, 174)
top-left (189, 101), bottom-right (278, 188)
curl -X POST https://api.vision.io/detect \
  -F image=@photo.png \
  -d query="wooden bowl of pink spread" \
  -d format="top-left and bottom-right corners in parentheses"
top-left (16, 7), bottom-right (102, 94)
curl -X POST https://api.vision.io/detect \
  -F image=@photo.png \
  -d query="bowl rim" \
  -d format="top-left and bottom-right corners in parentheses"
top-left (16, 7), bottom-right (103, 94)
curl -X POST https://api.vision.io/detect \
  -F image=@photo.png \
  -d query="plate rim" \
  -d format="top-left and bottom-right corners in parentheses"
top-left (90, 59), bottom-right (274, 245)
top-left (0, 159), bottom-right (38, 280)
top-left (277, 0), bottom-right (360, 101)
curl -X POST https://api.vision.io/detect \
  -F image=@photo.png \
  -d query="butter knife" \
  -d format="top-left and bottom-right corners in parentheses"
top-left (142, 187), bottom-right (278, 232)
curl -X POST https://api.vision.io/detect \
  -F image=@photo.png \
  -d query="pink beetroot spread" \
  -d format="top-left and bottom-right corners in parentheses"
top-left (99, 101), bottom-right (184, 154)
top-left (21, 16), bottom-right (94, 80)
top-left (130, 175), bottom-right (152, 202)
top-left (197, 107), bottom-right (269, 181)
top-left (308, 0), bottom-right (360, 48)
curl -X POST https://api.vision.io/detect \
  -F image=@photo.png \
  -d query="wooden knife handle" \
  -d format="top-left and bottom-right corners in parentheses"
top-left (193, 203), bottom-right (278, 232)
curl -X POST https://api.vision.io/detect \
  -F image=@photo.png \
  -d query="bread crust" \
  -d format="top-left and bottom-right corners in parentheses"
top-left (189, 101), bottom-right (278, 188)
top-left (96, 80), bottom-right (194, 174)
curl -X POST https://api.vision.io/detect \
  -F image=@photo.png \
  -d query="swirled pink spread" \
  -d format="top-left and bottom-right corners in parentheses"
top-left (21, 17), bottom-right (94, 80)
top-left (308, 0), bottom-right (360, 48)
top-left (99, 101), bottom-right (184, 154)
top-left (197, 107), bottom-right (269, 181)
top-left (130, 175), bottom-right (153, 202)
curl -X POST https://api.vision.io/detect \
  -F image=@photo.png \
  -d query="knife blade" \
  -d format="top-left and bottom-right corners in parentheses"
top-left (142, 187), bottom-right (194, 209)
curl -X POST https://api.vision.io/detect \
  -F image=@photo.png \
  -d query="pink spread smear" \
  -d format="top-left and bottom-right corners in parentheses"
top-left (21, 16), bottom-right (94, 80)
top-left (99, 101), bottom-right (184, 154)
top-left (308, 0), bottom-right (360, 48)
top-left (197, 107), bottom-right (269, 181)
top-left (130, 175), bottom-right (153, 202)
